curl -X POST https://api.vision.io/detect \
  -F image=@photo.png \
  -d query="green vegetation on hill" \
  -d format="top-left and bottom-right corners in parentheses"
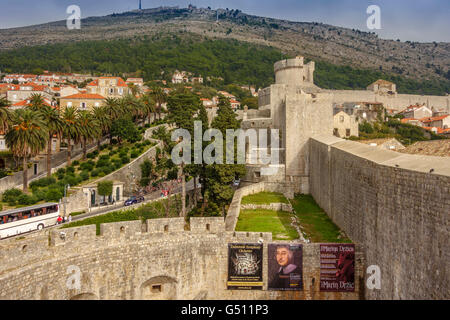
top-left (314, 60), bottom-right (450, 96)
top-left (1, 36), bottom-right (449, 95)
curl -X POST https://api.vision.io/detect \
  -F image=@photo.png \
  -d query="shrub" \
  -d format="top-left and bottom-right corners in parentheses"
top-left (45, 189), bottom-right (63, 202)
top-left (91, 169), bottom-right (100, 177)
top-left (110, 138), bottom-right (118, 144)
top-left (64, 175), bottom-right (78, 186)
top-left (31, 188), bottom-right (46, 202)
top-left (17, 194), bottom-right (36, 206)
top-left (66, 166), bottom-right (75, 174)
top-left (80, 171), bottom-right (90, 181)
top-left (29, 177), bottom-right (56, 189)
top-left (130, 150), bottom-right (140, 158)
top-left (2, 188), bottom-right (23, 204)
top-left (80, 162), bottom-right (94, 171)
top-left (99, 155), bottom-right (110, 161)
top-left (57, 168), bottom-right (66, 175)
top-left (96, 159), bottom-right (110, 168)
top-left (100, 144), bottom-right (108, 151)
top-left (87, 150), bottom-right (98, 159)
top-left (99, 166), bottom-right (112, 175)
top-left (98, 181), bottom-right (113, 197)
top-left (72, 160), bottom-right (80, 166)
top-left (121, 156), bottom-right (130, 165)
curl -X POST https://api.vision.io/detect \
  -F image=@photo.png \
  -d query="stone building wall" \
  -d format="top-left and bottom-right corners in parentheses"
top-left (309, 135), bottom-right (449, 300)
top-left (0, 217), bottom-right (364, 300)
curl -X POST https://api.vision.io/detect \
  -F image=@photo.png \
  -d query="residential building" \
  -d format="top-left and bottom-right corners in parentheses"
top-left (86, 77), bottom-right (130, 98)
top-left (60, 93), bottom-right (105, 111)
top-left (2, 74), bottom-right (38, 84)
top-left (334, 101), bottom-right (384, 123)
top-left (400, 104), bottom-right (433, 119)
top-left (420, 115), bottom-right (450, 129)
top-left (126, 78), bottom-right (144, 87)
top-left (230, 99), bottom-right (241, 110)
top-left (10, 97), bottom-right (54, 110)
top-left (333, 111), bottom-right (359, 138)
top-left (6, 83), bottom-right (53, 104)
top-left (367, 79), bottom-right (397, 95)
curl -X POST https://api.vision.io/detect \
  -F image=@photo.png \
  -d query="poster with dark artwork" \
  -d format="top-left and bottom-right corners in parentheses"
top-left (227, 243), bottom-right (263, 290)
top-left (320, 244), bottom-right (355, 292)
top-left (268, 244), bottom-right (303, 291)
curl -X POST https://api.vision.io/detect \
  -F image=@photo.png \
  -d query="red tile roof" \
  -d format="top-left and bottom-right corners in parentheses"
top-left (420, 115), bottom-right (449, 123)
top-left (12, 99), bottom-right (52, 108)
top-left (61, 93), bottom-right (105, 100)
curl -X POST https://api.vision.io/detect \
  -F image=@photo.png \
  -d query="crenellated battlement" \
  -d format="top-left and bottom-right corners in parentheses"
top-left (0, 217), bottom-right (273, 274)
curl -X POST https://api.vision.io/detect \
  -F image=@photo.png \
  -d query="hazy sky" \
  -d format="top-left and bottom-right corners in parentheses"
top-left (0, 0), bottom-right (449, 42)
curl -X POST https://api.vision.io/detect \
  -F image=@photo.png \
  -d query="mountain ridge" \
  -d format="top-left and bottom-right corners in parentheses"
top-left (0, 6), bottom-right (449, 84)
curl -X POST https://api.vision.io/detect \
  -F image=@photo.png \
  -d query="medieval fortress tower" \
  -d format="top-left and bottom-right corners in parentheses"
top-left (0, 57), bottom-right (448, 300)
top-left (241, 56), bottom-right (450, 193)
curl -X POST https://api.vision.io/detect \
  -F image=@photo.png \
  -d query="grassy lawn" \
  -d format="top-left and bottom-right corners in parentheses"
top-left (291, 194), bottom-right (351, 243)
top-left (235, 209), bottom-right (299, 240)
top-left (61, 195), bottom-right (181, 235)
top-left (241, 192), bottom-right (289, 205)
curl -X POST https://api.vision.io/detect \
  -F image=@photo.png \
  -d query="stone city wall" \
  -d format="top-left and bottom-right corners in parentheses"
top-left (0, 217), bottom-right (364, 300)
top-left (327, 89), bottom-right (450, 112)
top-left (309, 135), bottom-right (449, 300)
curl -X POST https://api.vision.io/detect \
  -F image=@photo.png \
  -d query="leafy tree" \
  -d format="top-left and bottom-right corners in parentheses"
top-left (110, 118), bottom-right (141, 144)
top-left (5, 109), bottom-right (48, 192)
top-left (204, 98), bottom-right (246, 216)
top-left (97, 180), bottom-right (113, 202)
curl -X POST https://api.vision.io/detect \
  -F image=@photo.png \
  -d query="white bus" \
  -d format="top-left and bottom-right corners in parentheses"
top-left (0, 203), bottom-right (60, 239)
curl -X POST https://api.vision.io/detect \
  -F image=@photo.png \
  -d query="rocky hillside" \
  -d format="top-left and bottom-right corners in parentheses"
top-left (0, 6), bottom-right (449, 82)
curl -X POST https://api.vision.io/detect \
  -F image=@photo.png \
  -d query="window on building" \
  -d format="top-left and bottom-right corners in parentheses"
top-left (346, 129), bottom-right (351, 137)
top-left (80, 102), bottom-right (86, 109)
top-left (109, 88), bottom-right (114, 94)
top-left (340, 116), bottom-right (344, 122)
top-left (333, 128), bottom-right (339, 137)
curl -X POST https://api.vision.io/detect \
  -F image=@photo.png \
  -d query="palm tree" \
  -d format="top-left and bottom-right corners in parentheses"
top-left (78, 110), bottom-right (100, 159)
top-left (40, 106), bottom-right (64, 177)
top-left (5, 109), bottom-right (48, 192)
top-left (103, 97), bottom-right (122, 122)
top-left (62, 106), bottom-right (82, 166)
top-left (140, 93), bottom-right (156, 124)
top-left (0, 96), bottom-right (12, 134)
top-left (92, 106), bottom-right (111, 151)
top-left (28, 93), bottom-right (46, 111)
top-left (151, 86), bottom-right (167, 120)
top-left (121, 94), bottom-right (143, 121)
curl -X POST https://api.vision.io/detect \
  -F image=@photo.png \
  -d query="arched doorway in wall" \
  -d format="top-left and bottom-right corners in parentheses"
top-left (139, 276), bottom-right (178, 300)
top-left (70, 292), bottom-right (98, 300)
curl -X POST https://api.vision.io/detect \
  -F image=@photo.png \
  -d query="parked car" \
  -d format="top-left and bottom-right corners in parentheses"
top-left (232, 179), bottom-right (240, 187)
top-left (123, 196), bottom-right (145, 206)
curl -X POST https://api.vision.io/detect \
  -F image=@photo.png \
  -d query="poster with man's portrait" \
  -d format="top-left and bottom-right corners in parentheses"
top-left (268, 244), bottom-right (303, 291)
top-left (320, 244), bottom-right (355, 292)
top-left (227, 243), bottom-right (263, 290)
